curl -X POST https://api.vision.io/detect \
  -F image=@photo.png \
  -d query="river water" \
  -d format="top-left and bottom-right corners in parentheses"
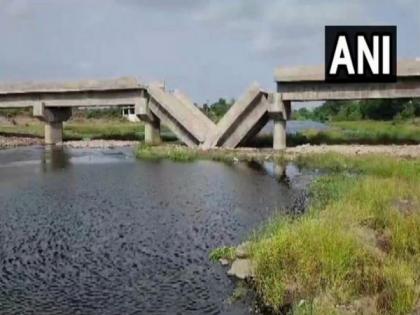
top-left (0, 146), bottom-right (314, 315)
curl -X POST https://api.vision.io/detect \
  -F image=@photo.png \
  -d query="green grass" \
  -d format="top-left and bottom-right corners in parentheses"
top-left (64, 120), bottom-right (145, 140)
top-left (209, 246), bottom-right (236, 263)
top-left (250, 153), bottom-right (420, 314)
top-left (135, 144), bottom-right (270, 163)
top-left (288, 120), bottom-right (420, 146)
top-left (136, 144), bottom-right (199, 162)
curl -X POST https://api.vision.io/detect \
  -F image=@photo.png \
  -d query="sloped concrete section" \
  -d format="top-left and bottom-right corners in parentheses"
top-left (203, 84), bottom-right (269, 149)
top-left (147, 85), bottom-right (215, 147)
top-left (172, 90), bottom-right (216, 135)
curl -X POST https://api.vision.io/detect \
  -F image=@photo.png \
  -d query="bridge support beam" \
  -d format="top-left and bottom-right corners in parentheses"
top-left (269, 93), bottom-right (290, 150)
top-left (144, 118), bottom-right (161, 145)
top-left (273, 119), bottom-right (286, 150)
top-left (135, 97), bottom-right (161, 145)
top-left (45, 122), bottom-right (64, 145)
top-left (33, 104), bottom-right (72, 145)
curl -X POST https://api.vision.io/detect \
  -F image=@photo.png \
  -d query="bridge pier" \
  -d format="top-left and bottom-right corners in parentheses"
top-left (33, 104), bottom-right (72, 145)
top-left (273, 119), bottom-right (286, 150)
top-left (144, 118), bottom-right (161, 145)
top-left (269, 93), bottom-right (290, 150)
top-left (135, 97), bottom-right (161, 145)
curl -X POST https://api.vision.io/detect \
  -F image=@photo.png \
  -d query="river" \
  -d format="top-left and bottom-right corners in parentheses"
top-left (0, 146), bottom-right (314, 314)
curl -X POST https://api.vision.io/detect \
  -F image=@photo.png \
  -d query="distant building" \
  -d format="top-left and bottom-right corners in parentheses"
top-left (121, 106), bottom-right (140, 122)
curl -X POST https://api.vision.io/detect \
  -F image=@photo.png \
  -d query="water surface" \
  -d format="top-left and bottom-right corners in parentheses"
top-left (0, 146), bottom-right (312, 315)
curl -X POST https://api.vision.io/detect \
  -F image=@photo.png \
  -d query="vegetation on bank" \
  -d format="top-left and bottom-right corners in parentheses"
top-left (135, 144), bottom-right (270, 163)
top-left (293, 99), bottom-right (420, 122)
top-left (249, 153), bottom-right (420, 314)
top-left (286, 119), bottom-right (420, 146)
top-left (0, 119), bottom-right (177, 142)
top-left (209, 246), bottom-right (236, 263)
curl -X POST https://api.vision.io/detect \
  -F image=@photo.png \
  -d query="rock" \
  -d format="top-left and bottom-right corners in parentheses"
top-left (235, 241), bottom-right (251, 258)
top-left (227, 259), bottom-right (254, 279)
top-left (219, 258), bottom-right (229, 266)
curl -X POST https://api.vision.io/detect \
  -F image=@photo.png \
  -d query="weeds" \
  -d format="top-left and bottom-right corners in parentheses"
top-left (250, 154), bottom-right (420, 314)
top-left (209, 246), bottom-right (236, 263)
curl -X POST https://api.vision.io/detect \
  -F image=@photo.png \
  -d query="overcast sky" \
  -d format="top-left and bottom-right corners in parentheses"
top-left (0, 0), bottom-right (419, 103)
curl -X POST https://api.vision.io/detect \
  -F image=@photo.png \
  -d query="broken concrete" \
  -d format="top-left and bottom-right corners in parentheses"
top-left (147, 85), bottom-right (214, 147)
top-left (203, 84), bottom-right (270, 149)
top-left (227, 259), bottom-right (255, 280)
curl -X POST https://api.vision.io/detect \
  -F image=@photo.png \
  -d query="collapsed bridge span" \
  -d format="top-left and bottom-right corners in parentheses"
top-left (1, 59), bottom-right (419, 149)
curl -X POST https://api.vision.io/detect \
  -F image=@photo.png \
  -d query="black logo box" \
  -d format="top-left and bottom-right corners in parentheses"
top-left (325, 26), bottom-right (397, 83)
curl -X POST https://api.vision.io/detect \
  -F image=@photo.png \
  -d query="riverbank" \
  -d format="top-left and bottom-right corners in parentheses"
top-left (0, 117), bottom-right (178, 142)
top-left (136, 144), bottom-right (420, 162)
top-left (225, 153), bottom-right (419, 314)
top-left (0, 135), bottom-right (42, 149)
top-left (0, 118), bottom-right (145, 140)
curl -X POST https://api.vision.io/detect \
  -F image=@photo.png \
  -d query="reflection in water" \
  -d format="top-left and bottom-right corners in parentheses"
top-left (245, 160), bottom-right (287, 182)
top-left (0, 146), bottom-right (314, 315)
top-left (272, 163), bottom-right (287, 182)
top-left (41, 146), bottom-right (70, 172)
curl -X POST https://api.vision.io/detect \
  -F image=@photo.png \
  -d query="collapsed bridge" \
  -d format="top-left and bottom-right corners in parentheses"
top-left (0, 78), bottom-right (284, 149)
top-left (0, 59), bottom-right (419, 149)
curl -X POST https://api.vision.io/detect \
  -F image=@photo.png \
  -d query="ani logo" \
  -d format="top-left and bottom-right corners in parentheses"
top-left (325, 26), bottom-right (397, 83)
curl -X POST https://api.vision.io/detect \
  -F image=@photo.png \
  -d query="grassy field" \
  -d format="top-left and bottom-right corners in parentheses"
top-left (287, 120), bottom-right (420, 146)
top-left (249, 153), bottom-right (420, 314)
top-left (135, 144), bottom-right (271, 163)
top-left (0, 119), bottom-right (177, 142)
top-left (0, 119), bottom-right (143, 140)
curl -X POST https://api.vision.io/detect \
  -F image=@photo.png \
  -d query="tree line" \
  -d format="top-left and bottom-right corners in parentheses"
top-left (293, 98), bottom-right (420, 122)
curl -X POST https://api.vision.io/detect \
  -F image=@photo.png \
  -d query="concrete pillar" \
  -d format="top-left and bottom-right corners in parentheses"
top-left (33, 104), bottom-right (72, 145)
top-left (273, 119), bottom-right (286, 150)
top-left (269, 93), bottom-right (290, 150)
top-left (135, 97), bottom-right (162, 145)
top-left (145, 118), bottom-right (161, 145)
top-left (45, 122), bottom-right (64, 145)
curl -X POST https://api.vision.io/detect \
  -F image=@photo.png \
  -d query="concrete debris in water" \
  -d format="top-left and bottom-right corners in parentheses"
top-left (227, 259), bottom-right (255, 280)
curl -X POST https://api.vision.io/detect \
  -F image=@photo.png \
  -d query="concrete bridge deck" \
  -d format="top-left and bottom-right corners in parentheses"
top-left (275, 59), bottom-right (420, 101)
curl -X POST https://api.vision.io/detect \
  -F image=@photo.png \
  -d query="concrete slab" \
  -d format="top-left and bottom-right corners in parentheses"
top-left (0, 77), bottom-right (144, 95)
top-left (275, 59), bottom-right (420, 82)
top-left (203, 84), bottom-right (269, 149)
top-left (275, 60), bottom-right (420, 101)
top-left (147, 85), bottom-right (214, 146)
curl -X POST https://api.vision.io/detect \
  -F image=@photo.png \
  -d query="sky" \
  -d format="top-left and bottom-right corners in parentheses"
top-left (0, 0), bottom-right (419, 104)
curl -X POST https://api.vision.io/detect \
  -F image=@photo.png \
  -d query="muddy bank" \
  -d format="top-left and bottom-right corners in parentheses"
top-left (212, 144), bottom-right (420, 159)
top-left (1, 135), bottom-right (420, 158)
top-left (0, 135), bottom-right (42, 149)
top-left (287, 144), bottom-right (420, 158)
top-left (0, 137), bottom-right (138, 150)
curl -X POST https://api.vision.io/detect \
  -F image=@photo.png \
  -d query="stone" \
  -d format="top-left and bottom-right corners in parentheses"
top-left (219, 258), bottom-right (229, 266)
top-left (227, 259), bottom-right (255, 280)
